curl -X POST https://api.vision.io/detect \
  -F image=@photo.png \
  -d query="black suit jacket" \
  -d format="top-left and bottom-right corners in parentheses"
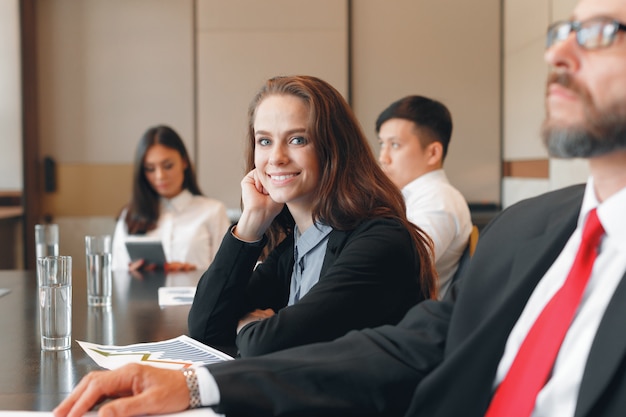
top-left (206, 184), bottom-right (626, 417)
top-left (188, 217), bottom-right (424, 357)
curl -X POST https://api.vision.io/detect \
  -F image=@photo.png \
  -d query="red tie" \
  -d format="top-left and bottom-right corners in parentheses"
top-left (485, 208), bottom-right (604, 417)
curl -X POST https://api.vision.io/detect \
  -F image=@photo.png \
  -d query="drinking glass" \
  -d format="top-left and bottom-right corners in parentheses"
top-left (35, 224), bottom-right (59, 259)
top-left (85, 235), bottom-right (112, 306)
top-left (37, 255), bottom-right (72, 351)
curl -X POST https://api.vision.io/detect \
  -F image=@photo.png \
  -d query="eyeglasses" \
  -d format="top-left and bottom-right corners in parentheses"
top-left (546, 17), bottom-right (626, 50)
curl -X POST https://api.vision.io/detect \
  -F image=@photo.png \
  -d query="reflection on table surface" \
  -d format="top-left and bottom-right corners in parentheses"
top-left (0, 269), bottom-right (205, 411)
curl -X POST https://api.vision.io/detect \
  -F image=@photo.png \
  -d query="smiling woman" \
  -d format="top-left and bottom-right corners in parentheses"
top-left (188, 75), bottom-right (437, 357)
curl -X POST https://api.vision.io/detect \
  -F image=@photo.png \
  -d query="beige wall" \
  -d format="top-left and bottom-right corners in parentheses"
top-left (352, 0), bottom-right (502, 204)
top-left (36, 0), bottom-right (501, 213)
top-left (41, 164), bottom-right (133, 217)
top-left (37, 0), bottom-right (196, 166)
top-left (36, 0), bottom-right (349, 214)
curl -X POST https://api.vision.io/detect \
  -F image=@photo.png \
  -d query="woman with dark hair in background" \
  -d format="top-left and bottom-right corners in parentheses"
top-left (188, 75), bottom-right (437, 356)
top-left (112, 125), bottom-right (230, 272)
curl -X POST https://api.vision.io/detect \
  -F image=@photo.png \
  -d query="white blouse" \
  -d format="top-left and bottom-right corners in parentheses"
top-left (112, 190), bottom-right (231, 271)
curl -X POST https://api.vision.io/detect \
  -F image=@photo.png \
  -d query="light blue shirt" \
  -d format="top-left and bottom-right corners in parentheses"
top-left (288, 222), bottom-right (333, 306)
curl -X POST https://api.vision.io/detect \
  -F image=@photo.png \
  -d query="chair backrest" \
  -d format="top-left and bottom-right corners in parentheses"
top-left (468, 225), bottom-right (479, 256)
top-left (450, 225), bottom-right (480, 285)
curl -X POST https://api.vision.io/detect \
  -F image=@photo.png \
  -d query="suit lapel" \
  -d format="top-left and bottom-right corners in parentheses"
top-left (319, 228), bottom-right (347, 277)
top-left (489, 206), bottom-right (581, 320)
top-left (574, 271), bottom-right (626, 417)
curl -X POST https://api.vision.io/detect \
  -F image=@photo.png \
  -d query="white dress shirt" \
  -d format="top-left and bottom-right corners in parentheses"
top-left (495, 178), bottom-right (626, 417)
top-left (112, 190), bottom-right (230, 271)
top-left (402, 169), bottom-right (472, 298)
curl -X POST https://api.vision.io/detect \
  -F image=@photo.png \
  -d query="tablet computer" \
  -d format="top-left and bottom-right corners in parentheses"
top-left (125, 239), bottom-right (166, 267)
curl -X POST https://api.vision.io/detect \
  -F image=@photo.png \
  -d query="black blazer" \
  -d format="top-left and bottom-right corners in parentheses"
top-left (207, 184), bottom-right (626, 417)
top-left (188, 217), bottom-right (425, 357)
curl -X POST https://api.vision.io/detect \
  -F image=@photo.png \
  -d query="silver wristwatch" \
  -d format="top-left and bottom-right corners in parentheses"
top-left (181, 368), bottom-right (202, 408)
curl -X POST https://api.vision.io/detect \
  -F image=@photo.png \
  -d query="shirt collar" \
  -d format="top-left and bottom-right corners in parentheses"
top-left (161, 189), bottom-right (193, 213)
top-left (401, 169), bottom-right (447, 199)
top-left (294, 221), bottom-right (333, 258)
top-left (580, 177), bottom-right (626, 242)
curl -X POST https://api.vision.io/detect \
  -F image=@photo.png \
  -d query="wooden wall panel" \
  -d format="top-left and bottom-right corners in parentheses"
top-left (41, 164), bottom-right (133, 218)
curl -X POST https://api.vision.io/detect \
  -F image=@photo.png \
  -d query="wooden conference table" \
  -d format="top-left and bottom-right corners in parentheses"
top-left (0, 268), bottom-right (213, 411)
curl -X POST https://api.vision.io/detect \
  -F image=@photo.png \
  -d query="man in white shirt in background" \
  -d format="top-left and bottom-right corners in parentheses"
top-left (377, 95), bottom-right (472, 297)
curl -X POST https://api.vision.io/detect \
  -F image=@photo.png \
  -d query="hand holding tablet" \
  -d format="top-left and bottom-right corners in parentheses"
top-left (125, 238), bottom-right (166, 269)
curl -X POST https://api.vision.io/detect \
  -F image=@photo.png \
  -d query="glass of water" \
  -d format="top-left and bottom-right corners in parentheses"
top-left (35, 224), bottom-right (59, 259)
top-left (37, 256), bottom-right (72, 351)
top-left (85, 235), bottom-right (112, 306)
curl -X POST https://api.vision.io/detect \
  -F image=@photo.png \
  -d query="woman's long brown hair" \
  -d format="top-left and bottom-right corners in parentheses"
top-left (245, 75), bottom-right (437, 299)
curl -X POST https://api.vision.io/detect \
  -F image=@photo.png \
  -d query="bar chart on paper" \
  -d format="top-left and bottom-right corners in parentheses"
top-left (78, 335), bottom-right (233, 370)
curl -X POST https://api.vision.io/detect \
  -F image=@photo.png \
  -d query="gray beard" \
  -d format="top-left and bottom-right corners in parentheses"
top-left (541, 104), bottom-right (626, 158)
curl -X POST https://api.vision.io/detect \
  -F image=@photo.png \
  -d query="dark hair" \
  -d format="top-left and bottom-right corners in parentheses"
top-left (375, 95), bottom-right (453, 160)
top-left (124, 125), bottom-right (202, 234)
top-left (246, 75), bottom-right (437, 299)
